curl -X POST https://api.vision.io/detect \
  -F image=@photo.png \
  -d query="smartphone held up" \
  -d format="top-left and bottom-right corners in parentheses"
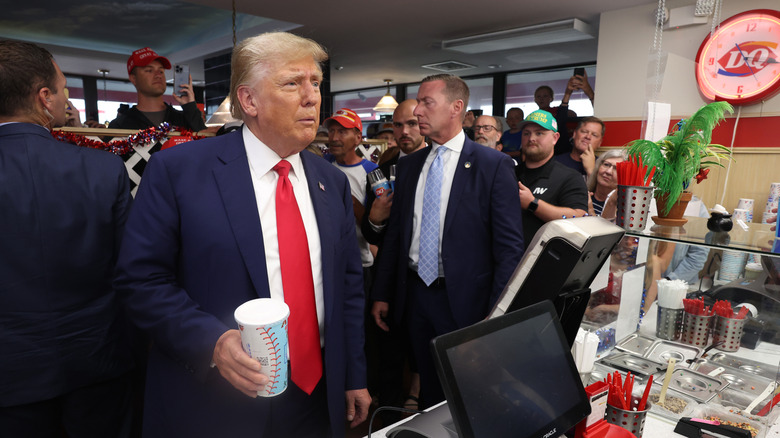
top-left (173, 64), bottom-right (190, 97)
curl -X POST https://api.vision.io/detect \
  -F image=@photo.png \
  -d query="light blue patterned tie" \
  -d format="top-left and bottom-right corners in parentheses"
top-left (418, 146), bottom-right (446, 286)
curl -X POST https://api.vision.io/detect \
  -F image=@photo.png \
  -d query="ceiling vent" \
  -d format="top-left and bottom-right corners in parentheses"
top-left (442, 19), bottom-right (595, 54)
top-left (421, 60), bottom-right (477, 72)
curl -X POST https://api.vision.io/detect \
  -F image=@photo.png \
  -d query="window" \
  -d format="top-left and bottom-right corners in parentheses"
top-left (64, 76), bottom-right (87, 124)
top-left (332, 87), bottom-right (395, 128)
top-left (463, 77), bottom-right (493, 115)
top-left (406, 76), bottom-right (492, 114)
top-left (505, 66), bottom-right (595, 118)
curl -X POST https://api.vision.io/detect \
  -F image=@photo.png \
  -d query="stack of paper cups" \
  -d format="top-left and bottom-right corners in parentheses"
top-left (763, 211), bottom-right (776, 225)
top-left (770, 183), bottom-right (780, 200)
top-left (734, 201), bottom-right (757, 264)
top-left (736, 199), bottom-right (754, 222)
top-left (767, 197), bottom-right (780, 215)
top-left (720, 250), bottom-right (748, 282)
top-left (731, 211), bottom-right (755, 265)
top-left (733, 208), bottom-right (751, 225)
top-left (767, 183), bottom-right (780, 218)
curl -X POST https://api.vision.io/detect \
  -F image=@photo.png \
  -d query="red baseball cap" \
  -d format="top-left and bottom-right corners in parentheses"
top-left (127, 47), bottom-right (171, 74)
top-left (324, 108), bottom-right (363, 131)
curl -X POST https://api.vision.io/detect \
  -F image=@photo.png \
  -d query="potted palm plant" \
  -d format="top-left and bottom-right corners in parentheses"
top-left (627, 101), bottom-right (734, 225)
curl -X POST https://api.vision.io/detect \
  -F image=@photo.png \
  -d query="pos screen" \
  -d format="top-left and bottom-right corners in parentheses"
top-left (431, 300), bottom-right (590, 438)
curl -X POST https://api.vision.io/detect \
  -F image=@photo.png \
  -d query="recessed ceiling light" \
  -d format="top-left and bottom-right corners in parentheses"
top-left (421, 60), bottom-right (476, 72)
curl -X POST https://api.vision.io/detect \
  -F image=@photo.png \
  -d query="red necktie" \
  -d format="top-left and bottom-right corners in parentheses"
top-left (273, 160), bottom-right (322, 395)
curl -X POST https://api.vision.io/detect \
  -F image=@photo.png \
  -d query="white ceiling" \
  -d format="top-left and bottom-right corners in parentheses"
top-left (3, 0), bottom-right (656, 91)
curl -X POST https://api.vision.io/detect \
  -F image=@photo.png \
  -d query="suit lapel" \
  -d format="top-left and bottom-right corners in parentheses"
top-left (444, 139), bottom-right (474, 234)
top-left (301, 151), bottom-right (335, 322)
top-left (212, 132), bottom-right (271, 298)
top-left (402, 147), bottom-right (430, 250)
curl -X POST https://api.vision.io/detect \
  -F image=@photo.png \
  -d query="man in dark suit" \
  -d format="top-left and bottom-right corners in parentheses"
top-left (371, 74), bottom-right (525, 408)
top-left (361, 98), bottom-right (427, 420)
top-left (0, 40), bottom-right (133, 436)
top-left (113, 32), bottom-right (370, 437)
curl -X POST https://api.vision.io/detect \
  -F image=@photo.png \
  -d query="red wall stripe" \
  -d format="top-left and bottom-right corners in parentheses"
top-left (602, 116), bottom-right (780, 148)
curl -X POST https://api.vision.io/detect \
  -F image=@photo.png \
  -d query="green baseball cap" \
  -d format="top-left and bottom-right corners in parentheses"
top-left (517, 110), bottom-right (558, 133)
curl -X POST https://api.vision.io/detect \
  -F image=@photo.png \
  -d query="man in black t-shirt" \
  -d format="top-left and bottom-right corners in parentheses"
top-left (515, 110), bottom-right (588, 242)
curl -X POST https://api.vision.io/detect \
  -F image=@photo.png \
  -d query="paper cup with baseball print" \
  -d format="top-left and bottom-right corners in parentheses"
top-left (736, 198), bottom-right (754, 211)
top-left (769, 183), bottom-right (780, 199)
top-left (733, 208), bottom-right (751, 224)
top-left (767, 197), bottom-right (779, 215)
top-left (234, 298), bottom-right (290, 397)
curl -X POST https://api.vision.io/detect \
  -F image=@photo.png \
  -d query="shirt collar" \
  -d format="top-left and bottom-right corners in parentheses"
top-left (432, 130), bottom-right (465, 154)
top-left (242, 124), bottom-right (304, 181)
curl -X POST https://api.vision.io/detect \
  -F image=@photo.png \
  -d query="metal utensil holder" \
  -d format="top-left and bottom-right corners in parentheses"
top-left (656, 306), bottom-right (684, 341)
top-left (606, 396), bottom-right (651, 438)
top-left (681, 312), bottom-right (711, 347)
top-left (616, 185), bottom-right (653, 231)
top-left (712, 315), bottom-right (746, 352)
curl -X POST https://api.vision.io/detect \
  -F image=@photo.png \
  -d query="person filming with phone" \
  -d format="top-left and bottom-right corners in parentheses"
top-left (535, 67), bottom-right (596, 156)
top-left (109, 47), bottom-right (206, 132)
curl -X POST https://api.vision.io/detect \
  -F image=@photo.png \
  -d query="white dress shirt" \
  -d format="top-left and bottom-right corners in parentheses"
top-left (242, 126), bottom-right (325, 345)
top-left (409, 130), bottom-right (465, 275)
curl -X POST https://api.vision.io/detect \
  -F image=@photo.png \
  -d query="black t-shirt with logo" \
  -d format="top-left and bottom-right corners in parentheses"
top-left (515, 158), bottom-right (589, 242)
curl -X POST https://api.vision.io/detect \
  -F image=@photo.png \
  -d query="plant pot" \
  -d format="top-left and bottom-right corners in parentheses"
top-left (652, 191), bottom-right (693, 226)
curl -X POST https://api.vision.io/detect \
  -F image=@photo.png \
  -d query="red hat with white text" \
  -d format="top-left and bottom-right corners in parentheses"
top-left (127, 47), bottom-right (171, 75)
top-left (324, 108), bottom-right (363, 132)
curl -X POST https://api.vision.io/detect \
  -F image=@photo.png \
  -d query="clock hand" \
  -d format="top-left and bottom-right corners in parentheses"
top-left (734, 42), bottom-right (759, 81)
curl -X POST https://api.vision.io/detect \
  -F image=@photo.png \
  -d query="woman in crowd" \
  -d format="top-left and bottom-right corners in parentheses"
top-left (586, 149), bottom-right (626, 218)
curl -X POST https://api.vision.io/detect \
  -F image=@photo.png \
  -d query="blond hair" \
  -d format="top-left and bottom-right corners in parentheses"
top-left (229, 32), bottom-right (328, 119)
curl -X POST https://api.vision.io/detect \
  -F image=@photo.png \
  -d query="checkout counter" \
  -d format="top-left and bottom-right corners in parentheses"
top-left (367, 216), bottom-right (780, 438)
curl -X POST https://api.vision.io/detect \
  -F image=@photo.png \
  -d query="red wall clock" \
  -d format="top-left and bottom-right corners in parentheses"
top-left (695, 9), bottom-right (780, 105)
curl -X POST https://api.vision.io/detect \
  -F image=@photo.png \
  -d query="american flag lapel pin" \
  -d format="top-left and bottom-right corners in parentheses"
top-left (318, 181), bottom-right (325, 191)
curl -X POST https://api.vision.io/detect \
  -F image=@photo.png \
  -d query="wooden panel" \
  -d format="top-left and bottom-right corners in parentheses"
top-left (688, 149), bottom-right (780, 220)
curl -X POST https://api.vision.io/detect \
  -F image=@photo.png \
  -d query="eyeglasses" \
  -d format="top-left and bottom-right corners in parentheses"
top-left (600, 161), bottom-right (618, 171)
top-left (474, 125), bottom-right (499, 132)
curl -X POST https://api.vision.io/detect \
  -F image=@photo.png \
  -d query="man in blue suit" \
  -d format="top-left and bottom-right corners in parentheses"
top-left (371, 74), bottom-right (525, 408)
top-left (0, 41), bottom-right (133, 436)
top-left (114, 32), bottom-right (370, 437)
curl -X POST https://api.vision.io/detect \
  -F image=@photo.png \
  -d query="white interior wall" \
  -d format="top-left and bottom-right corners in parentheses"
top-left (594, 0), bottom-right (780, 119)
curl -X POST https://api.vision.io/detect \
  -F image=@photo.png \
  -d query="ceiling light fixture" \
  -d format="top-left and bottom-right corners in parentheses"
top-left (441, 18), bottom-right (595, 54)
top-left (98, 69), bottom-right (109, 103)
top-left (373, 79), bottom-right (399, 114)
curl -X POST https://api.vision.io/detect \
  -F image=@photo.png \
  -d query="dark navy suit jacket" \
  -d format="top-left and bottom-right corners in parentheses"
top-left (114, 130), bottom-right (366, 437)
top-left (372, 137), bottom-right (525, 328)
top-left (0, 123), bottom-right (133, 407)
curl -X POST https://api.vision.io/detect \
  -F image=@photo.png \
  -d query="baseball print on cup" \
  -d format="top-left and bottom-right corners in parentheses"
top-left (234, 298), bottom-right (290, 397)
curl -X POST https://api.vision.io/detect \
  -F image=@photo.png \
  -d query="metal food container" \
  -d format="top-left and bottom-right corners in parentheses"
top-left (706, 353), bottom-right (778, 380)
top-left (600, 352), bottom-right (666, 377)
top-left (615, 333), bottom-right (657, 356)
top-left (638, 384), bottom-right (698, 421)
top-left (643, 340), bottom-right (702, 367)
top-left (651, 367), bottom-right (728, 403)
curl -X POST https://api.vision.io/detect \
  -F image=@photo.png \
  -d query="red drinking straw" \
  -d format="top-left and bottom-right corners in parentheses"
top-left (638, 375), bottom-right (653, 410)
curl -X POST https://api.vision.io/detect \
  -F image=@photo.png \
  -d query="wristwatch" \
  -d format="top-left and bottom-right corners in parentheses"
top-left (528, 197), bottom-right (539, 213)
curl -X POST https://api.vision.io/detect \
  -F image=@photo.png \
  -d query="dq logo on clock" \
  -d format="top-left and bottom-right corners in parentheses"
top-left (696, 9), bottom-right (780, 105)
top-left (716, 41), bottom-right (778, 77)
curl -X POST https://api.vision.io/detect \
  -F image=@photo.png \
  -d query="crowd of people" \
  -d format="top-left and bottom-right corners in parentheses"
top-left (6, 31), bottom-right (741, 438)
